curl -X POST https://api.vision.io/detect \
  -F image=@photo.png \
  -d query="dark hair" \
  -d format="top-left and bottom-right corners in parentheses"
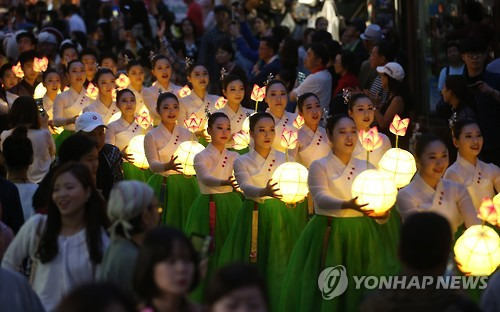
top-left (16, 31), bottom-right (37, 45)
top-left (119, 49), bottom-right (135, 63)
top-left (150, 54), bottom-right (170, 69)
top-left (216, 39), bottom-right (235, 61)
top-left (311, 30), bottom-right (332, 43)
top-left (42, 68), bottom-right (60, 82)
top-left (464, 1), bottom-right (485, 22)
top-left (222, 74), bottom-right (243, 91)
top-left (18, 50), bottom-right (37, 67)
top-left (0, 63), bottom-right (14, 79)
top-left (126, 60), bottom-right (143, 73)
top-left (260, 36), bottom-right (279, 55)
top-left (80, 48), bottom-right (97, 60)
top-left (461, 36), bottom-right (488, 54)
top-left (205, 263), bottom-right (269, 308)
top-left (37, 162), bottom-right (109, 264)
top-left (315, 16), bottom-right (328, 28)
top-left (133, 227), bottom-right (200, 301)
top-left (324, 39), bottom-right (342, 62)
top-left (180, 18), bottom-right (197, 36)
top-left (414, 133), bottom-right (446, 161)
top-left (446, 41), bottom-right (461, 53)
top-left (156, 92), bottom-right (179, 113)
top-left (302, 28), bottom-right (315, 42)
top-left (254, 14), bottom-right (269, 26)
top-left (214, 5), bottom-right (231, 15)
top-left (400, 213), bottom-right (452, 270)
top-left (99, 51), bottom-right (118, 65)
top-left (58, 134), bottom-right (98, 163)
top-left (452, 118), bottom-right (480, 140)
top-left (297, 92), bottom-right (320, 112)
top-left (66, 59), bottom-right (84, 73)
top-left (444, 75), bottom-right (469, 103)
top-left (207, 112), bottom-right (229, 129)
top-left (325, 113), bottom-right (352, 136)
top-left (59, 42), bottom-right (78, 58)
top-left (271, 26), bottom-right (290, 44)
top-left (93, 68), bottom-right (114, 85)
top-left (186, 63), bottom-right (207, 77)
top-left (374, 40), bottom-right (396, 63)
top-left (2, 126), bottom-right (33, 170)
top-left (116, 88), bottom-right (135, 104)
top-left (348, 93), bottom-right (372, 110)
top-left (337, 50), bottom-right (357, 73)
top-left (265, 80), bottom-right (286, 96)
top-left (56, 282), bottom-right (135, 312)
top-left (249, 112), bottom-right (274, 132)
top-left (9, 96), bottom-right (41, 129)
top-left (308, 42), bottom-right (329, 66)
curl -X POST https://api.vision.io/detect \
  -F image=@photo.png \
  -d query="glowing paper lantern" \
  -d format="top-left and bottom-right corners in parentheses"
top-left (109, 112), bottom-right (121, 124)
top-left (115, 73), bottom-right (130, 90)
top-left (33, 57), bottom-right (49, 72)
top-left (173, 141), bottom-right (205, 176)
top-left (271, 162), bottom-right (309, 204)
top-left (293, 115), bottom-right (304, 129)
top-left (478, 198), bottom-right (498, 226)
top-left (281, 128), bottom-right (298, 150)
top-left (135, 107), bottom-right (153, 129)
top-left (86, 83), bottom-right (99, 99)
top-left (232, 131), bottom-right (250, 150)
top-left (12, 62), bottom-right (24, 78)
top-left (215, 97), bottom-right (227, 110)
top-left (126, 135), bottom-right (149, 169)
top-left (251, 84), bottom-right (266, 111)
top-left (377, 148), bottom-right (417, 188)
top-left (351, 169), bottom-right (398, 214)
top-left (178, 85), bottom-right (191, 98)
top-left (184, 113), bottom-right (203, 133)
top-left (389, 114), bottom-right (410, 136)
top-left (359, 126), bottom-right (383, 152)
top-left (34, 83), bottom-right (47, 99)
top-left (454, 225), bottom-right (500, 276)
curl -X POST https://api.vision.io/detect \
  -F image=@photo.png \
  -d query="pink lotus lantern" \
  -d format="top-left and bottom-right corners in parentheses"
top-left (12, 62), bottom-right (24, 78)
top-left (33, 57), bottom-right (49, 72)
top-left (215, 97), bottom-right (227, 110)
top-left (293, 115), bottom-right (305, 129)
top-left (281, 127), bottom-right (298, 161)
top-left (232, 131), bottom-right (250, 150)
top-left (115, 73), bottom-right (130, 91)
top-left (359, 126), bottom-right (383, 167)
top-left (135, 107), bottom-right (153, 129)
top-left (389, 114), bottom-right (410, 148)
top-left (184, 113), bottom-right (203, 135)
top-left (86, 82), bottom-right (99, 99)
top-left (178, 85), bottom-right (192, 98)
top-left (251, 84), bottom-right (266, 112)
top-left (478, 197), bottom-right (498, 227)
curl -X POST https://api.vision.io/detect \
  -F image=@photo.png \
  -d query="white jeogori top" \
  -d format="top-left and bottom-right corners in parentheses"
top-left (105, 117), bottom-right (145, 151)
top-left (42, 94), bottom-right (54, 120)
top-left (144, 81), bottom-right (181, 125)
top-left (216, 104), bottom-right (253, 148)
top-left (83, 98), bottom-right (119, 125)
top-left (53, 87), bottom-right (91, 131)
top-left (295, 125), bottom-right (330, 168)
top-left (194, 143), bottom-right (239, 194)
top-left (267, 110), bottom-right (298, 153)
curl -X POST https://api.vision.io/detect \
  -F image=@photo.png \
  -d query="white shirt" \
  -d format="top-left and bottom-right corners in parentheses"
top-left (292, 69), bottom-right (332, 111)
top-left (309, 152), bottom-right (370, 217)
top-left (444, 154), bottom-right (500, 209)
top-left (194, 144), bottom-right (239, 194)
top-left (294, 125), bottom-right (330, 168)
top-left (53, 87), bottom-right (91, 131)
top-left (83, 98), bottom-right (119, 125)
top-left (179, 92), bottom-right (220, 127)
top-left (353, 132), bottom-right (391, 167)
top-left (2, 215), bottom-right (110, 312)
top-left (397, 174), bottom-right (480, 233)
top-left (267, 110), bottom-right (297, 153)
top-left (14, 183), bottom-right (38, 222)
top-left (0, 128), bottom-right (55, 183)
top-left (68, 14), bottom-right (87, 34)
top-left (234, 149), bottom-right (286, 202)
top-left (144, 123), bottom-right (192, 175)
top-left (43, 95), bottom-right (54, 120)
top-left (105, 117), bottom-right (145, 151)
top-left (144, 81), bottom-right (181, 125)
top-left (0, 91), bottom-right (18, 114)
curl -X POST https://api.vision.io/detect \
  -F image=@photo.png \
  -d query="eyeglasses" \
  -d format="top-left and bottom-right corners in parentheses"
top-left (465, 52), bottom-right (485, 59)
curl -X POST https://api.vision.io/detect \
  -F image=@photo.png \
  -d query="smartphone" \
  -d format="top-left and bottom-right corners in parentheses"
top-left (35, 98), bottom-right (46, 117)
top-left (190, 233), bottom-right (212, 260)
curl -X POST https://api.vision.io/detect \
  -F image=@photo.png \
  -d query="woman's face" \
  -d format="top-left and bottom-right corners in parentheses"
top-left (2, 69), bottom-right (19, 90)
top-left (128, 64), bottom-right (145, 86)
top-left (328, 117), bottom-right (357, 156)
top-left (52, 171), bottom-right (90, 217)
top-left (62, 48), bottom-right (78, 65)
top-left (43, 72), bottom-right (61, 93)
top-left (380, 74), bottom-right (389, 91)
top-left (188, 65), bottom-right (209, 91)
top-left (299, 96), bottom-right (322, 128)
top-left (441, 84), bottom-right (452, 103)
top-left (97, 73), bottom-right (116, 96)
top-left (152, 59), bottom-right (172, 85)
top-left (68, 62), bottom-right (86, 88)
top-left (266, 83), bottom-right (287, 113)
top-left (117, 91), bottom-right (136, 117)
top-left (216, 48), bottom-right (232, 65)
top-left (250, 117), bottom-right (275, 150)
top-left (82, 54), bottom-right (97, 78)
top-left (223, 80), bottom-right (244, 105)
top-left (454, 124), bottom-right (483, 159)
top-left (182, 20), bottom-right (194, 36)
top-left (253, 17), bottom-right (267, 34)
top-left (348, 98), bottom-right (375, 130)
top-left (208, 117), bottom-right (231, 146)
top-left (212, 286), bottom-right (267, 312)
top-left (158, 98), bottom-right (180, 124)
top-left (79, 146), bottom-right (99, 182)
top-left (418, 140), bottom-right (449, 181)
top-left (154, 242), bottom-right (195, 295)
top-left (333, 54), bottom-right (344, 74)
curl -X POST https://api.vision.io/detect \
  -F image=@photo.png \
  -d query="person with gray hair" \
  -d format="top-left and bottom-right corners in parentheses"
top-left (99, 181), bottom-right (161, 297)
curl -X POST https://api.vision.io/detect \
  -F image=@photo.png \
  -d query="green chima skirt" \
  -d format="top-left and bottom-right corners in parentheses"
top-left (370, 207), bottom-right (402, 275)
top-left (54, 129), bottom-right (74, 153)
top-left (122, 162), bottom-right (153, 183)
top-left (147, 173), bottom-right (200, 230)
top-left (279, 214), bottom-right (391, 312)
top-left (184, 192), bottom-right (243, 302)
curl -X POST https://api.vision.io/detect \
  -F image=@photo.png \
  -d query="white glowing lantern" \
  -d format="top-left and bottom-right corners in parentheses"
top-left (109, 112), bottom-right (121, 124)
top-left (34, 83), bottom-right (47, 99)
top-left (454, 225), bottom-right (500, 276)
top-left (271, 162), bottom-right (309, 204)
top-left (126, 135), bottom-right (149, 170)
top-left (351, 169), bottom-right (398, 213)
top-left (173, 141), bottom-right (204, 176)
top-left (377, 148), bottom-right (417, 188)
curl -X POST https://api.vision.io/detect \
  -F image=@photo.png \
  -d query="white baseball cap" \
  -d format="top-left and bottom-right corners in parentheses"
top-left (75, 112), bottom-right (108, 132)
top-left (376, 62), bottom-right (405, 81)
top-left (360, 24), bottom-right (384, 41)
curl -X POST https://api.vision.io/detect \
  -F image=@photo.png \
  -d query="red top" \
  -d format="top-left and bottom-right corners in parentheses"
top-left (333, 72), bottom-right (360, 96)
top-left (187, 2), bottom-right (204, 35)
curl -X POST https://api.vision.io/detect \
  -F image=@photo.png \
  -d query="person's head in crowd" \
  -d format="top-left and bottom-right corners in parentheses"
top-left (42, 68), bottom-right (61, 99)
top-left (302, 28), bottom-right (316, 48)
top-left (81, 48), bottom-right (98, 82)
top-left (258, 36), bottom-right (278, 63)
top-left (464, 0), bottom-right (485, 23)
top-left (207, 112), bottom-right (231, 148)
top-left (369, 40), bottom-right (395, 69)
top-left (414, 133), bottom-right (449, 186)
top-left (249, 112), bottom-right (275, 150)
top-left (253, 14), bottom-right (270, 37)
top-left (341, 19), bottom-right (365, 46)
top-left (399, 212), bottom-right (452, 275)
top-left (445, 41), bottom-right (462, 67)
top-left (107, 181), bottom-right (160, 241)
top-left (311, 30), bottom-right (332, 43)
top-left (117, 50), bottom-right (135, 73)
top-left (38, 162), bottom-right (109, 264)
top-left (304, 42), bottom-right (329, 72)
top-left (8, 96), bottom-right (41, 129)
top-left (325, 114), bottom-right (357, 158)
top-left (360, 24), bottom-right (384, 52)
top-left (16, 31), bottom-right (37, 54)
top-left (14, 3), bottom-right (28, 25)
top-left (334, 50), bottom-right (357, 76)
top-left (348, 93), bottom-right (375, 131)
top-left (452, 118), bottom-right (483, 163)
top-left (116, 89), bottom-right (136, 122)
top-left (2, 126), bottom-right (33, 181)
top-left (180, 18), bottom-right (197, 39)
top-left (214, 5), bottom-right (231, 32)
top-left (18, 50), bottom-right (39, 85)
top-left (461, 37), bottom-right (488, 74)
top-left (377, 62), bottom-right (405, 92)
top-left (59, 134), bottom-right (99, 182)
top-left (265, 80), bottom-right (287, 116)
top-left (324, 39), bottom-right (342, 67)
top-left (215, 39), bottom-right (235, 67)
top-left (297, 92), bottom-right (322, 130)
top-left (150, 54), bottom-right (172, 89)
top-left (56, 282), bottom-right (136, 312)
top-left (0, 63), bottom-right (19, 91)
top-left (59, 41), bottom-right (78, 67)
top-left (76, 112), bottom-right (108, 152)
top-left (222, 74), bottom-right (245, 107)
top-left (270, 26), bottom-right (290, 45)
top-left (442, 75), bottom-right (469, 108)
top-left (205, 263), bottom-right (269, 312)
top-left (315, 17), bottom-right (328, 32)
top-left (99, 52), bottom-right (118, 75)
top-left (187, 63), bottom-right (210, 93)
top-left (276, 68), bottom-right (296, 92)
top-left (156, 92), bottom-right (180, 128)
top-left (37, 31), bottom-right (59, 60)
top-left (133, 227), bottom-right (200, 307)
top-left (66, 59), bottom-right (86, 91)
top-left (126, 60), bottom-right (145, 90)
top-left (93, 68), bottom-right (116, 100)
